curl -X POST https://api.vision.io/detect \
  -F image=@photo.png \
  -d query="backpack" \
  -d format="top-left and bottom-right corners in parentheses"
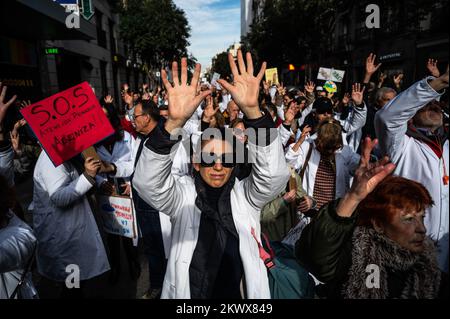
top-left (251, 228), bottom-right (315, 299)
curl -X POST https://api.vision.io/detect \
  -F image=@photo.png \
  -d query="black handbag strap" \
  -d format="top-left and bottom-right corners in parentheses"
top-left (299, 143), bottom-right (313, 181)
top-left (9, 245), bottom-right (35, 299)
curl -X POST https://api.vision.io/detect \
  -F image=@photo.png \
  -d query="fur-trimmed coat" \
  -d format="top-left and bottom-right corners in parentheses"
top-left (295, 200), bottom-right (448, 299)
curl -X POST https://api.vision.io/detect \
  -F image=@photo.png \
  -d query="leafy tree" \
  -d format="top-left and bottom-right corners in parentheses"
top-left (119, 0), bottom-right (191, 69)
top-left (211, 51), bottom-right (231, 79)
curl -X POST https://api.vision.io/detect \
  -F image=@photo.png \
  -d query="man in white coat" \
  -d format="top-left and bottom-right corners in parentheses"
top-left (375, 68), bottom-right (449, 272)
top-left (133, 51), bottom-right (290, 299)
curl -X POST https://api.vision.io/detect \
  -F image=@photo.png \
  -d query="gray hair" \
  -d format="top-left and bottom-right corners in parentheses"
top-left (375, 87), bottom-right (396, 102)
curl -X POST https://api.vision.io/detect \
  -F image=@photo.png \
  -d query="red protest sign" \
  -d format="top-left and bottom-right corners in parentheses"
top-left (20, 82), bottom-right (114, 166)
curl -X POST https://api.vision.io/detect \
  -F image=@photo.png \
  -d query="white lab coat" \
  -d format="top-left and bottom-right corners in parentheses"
top-left (285, 140), bottom-right (360, 199)
top-left (375, 77), bottom-right (449, 272)
top-left (131, 133), bottom-right (172, 257)
top-left (95, 131), bottom-right (134, 186)
top-left (31, 152), bottom-right (110, 281)
top-left (133, 135), bottom-right (290, 299)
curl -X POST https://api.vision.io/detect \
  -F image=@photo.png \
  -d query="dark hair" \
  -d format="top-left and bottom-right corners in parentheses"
top-left (101, 104), bottom-right (124, 144)
top-left (159, 104), bottom-right (168, 111)
top-left (295, 96), bottom-right (307, 104)
top-left (230, 118), bottom-right (245, 129)
top-left (265, 104), bottom-right (277, 117)
top-left (315, 119), bottom-right (343, 158)
top-left (287, 91), bottom-right (296, 100)
top-left (196, 127), bottom-right (240, 158)
top-left (313, 97), bottom-right (334, 114)
top-left (141, 100), bottom-right (161, 122)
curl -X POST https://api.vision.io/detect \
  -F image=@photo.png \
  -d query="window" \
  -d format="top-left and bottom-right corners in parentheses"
top-left (108, 19), bottom-right (116, 54)
top-left (95, 9), bottom-right (107, 48)
top-left (100, 61), bottom-right (108, 96)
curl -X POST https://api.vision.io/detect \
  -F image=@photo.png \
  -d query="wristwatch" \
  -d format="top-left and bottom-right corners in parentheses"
top-left (309, 196), bottom-right (318, 211)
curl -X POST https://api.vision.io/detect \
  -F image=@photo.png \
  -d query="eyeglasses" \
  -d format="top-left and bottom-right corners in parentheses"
top-left (131, 113), bottom-right (147, 121)
top-left (200, 152), bottom-right (236, 168)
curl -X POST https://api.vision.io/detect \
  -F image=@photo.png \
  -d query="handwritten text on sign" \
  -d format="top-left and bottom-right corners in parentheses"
top-left (99, 196), bottom-right (137, 239)
top-left (20, 82), bottom-right (114, 166)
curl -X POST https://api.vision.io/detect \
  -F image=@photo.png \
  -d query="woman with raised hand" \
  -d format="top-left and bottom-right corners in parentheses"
top-left (133, 50), bottom-right (290, 299)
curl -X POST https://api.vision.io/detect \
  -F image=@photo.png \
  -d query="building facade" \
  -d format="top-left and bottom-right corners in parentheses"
top-left (0, 0), bottom-right (146, 106)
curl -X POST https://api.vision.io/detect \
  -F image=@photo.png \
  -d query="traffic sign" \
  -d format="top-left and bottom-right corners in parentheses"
top-left (80, 0), bottom-right (94, 20)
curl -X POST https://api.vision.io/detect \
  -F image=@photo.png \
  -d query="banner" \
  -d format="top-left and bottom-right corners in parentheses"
top-left (265, 68), bottom-right (279, 85)
top-left (98, 195), bottom-right (138, 239)
top-left (211, 72), bottom-right (221, 89)
top-left (20, 82), bottom-right (114, 166)
top-left (317, 67), bottom-right (345, 83)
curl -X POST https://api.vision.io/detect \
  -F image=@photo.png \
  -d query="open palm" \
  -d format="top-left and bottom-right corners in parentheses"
top-left (217, 50), bottom-right (266, 119)
top-left (162, 58), bottom-right (210, 132)
top-left (350, 138), bottom-right (396, 202)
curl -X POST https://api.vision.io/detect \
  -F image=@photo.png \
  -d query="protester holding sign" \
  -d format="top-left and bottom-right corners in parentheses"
top-left (22, 83), bottom-right (114, 298)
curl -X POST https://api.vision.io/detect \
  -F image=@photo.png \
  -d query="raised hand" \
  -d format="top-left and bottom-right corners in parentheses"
top-left (427, 59), bottom-right (440, 78)
top-left (202, 95), bottom-right (219, 122)
top-left (429, 65), bottom-right (449, 92)
top-left (337, 138), bottom-right (396, 217)
top-left (20, 100), bottom-right (32, 109)
top-left (104, 95), bottom-right (114, 104)
top-left (217, 50), bottom-right (266, 119)
top-left (292, 125), bottom-right (311, 152)
top-left (300, 125), bottom-right (312, 138)
top-left (342, 93), bottom-right (351, 105)
top-left (351, 83), bottom-right (365, 106)
top-left (378, 72), bottom-right (387, 88)
top-left (0, 82), bottom-right (17, 127)
top-left (162, 57), bottom-right (211, 133)
top-left (277, 82), bottom-right (286, 95)
top-left (365, 53), bottom-right (382, 75)
top-left (393, 73), bottom-right (403, 88)
top-left (10, 119), bottom-right (26, 155)
top-left (304, 81), bottom-right (315, 94)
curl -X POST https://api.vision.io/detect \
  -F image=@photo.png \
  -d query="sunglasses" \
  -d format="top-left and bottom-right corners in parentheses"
top-left (200, 152), bottom-right (236, 168)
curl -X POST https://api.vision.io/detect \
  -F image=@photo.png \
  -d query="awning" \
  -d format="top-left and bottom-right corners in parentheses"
top-left (0, 0), bottom-right (96, 40)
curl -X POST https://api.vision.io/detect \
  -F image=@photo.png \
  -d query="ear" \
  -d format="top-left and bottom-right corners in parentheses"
top-left (371, 218), bottom-right (385, 234)
top-left (193, 162), bottom-right (200, 172)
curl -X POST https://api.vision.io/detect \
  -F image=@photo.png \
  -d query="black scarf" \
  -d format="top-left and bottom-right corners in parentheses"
top-left (189, 170), bottom-right (244, 299)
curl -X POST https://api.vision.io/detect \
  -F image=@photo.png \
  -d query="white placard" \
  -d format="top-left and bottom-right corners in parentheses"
top-left (99, 195), bottom-right (137, 238)
top-left (317, 67), bottom-right (345, 82)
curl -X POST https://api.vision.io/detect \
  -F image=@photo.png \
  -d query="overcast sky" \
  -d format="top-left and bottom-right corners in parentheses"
top-left (173, 0), bottom-right (241, 69)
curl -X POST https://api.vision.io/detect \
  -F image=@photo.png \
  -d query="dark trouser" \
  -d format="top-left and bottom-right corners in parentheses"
top-left (133, 190), bottom-right (167, 290)
top-left (106, 234), bottom-right (140, 282)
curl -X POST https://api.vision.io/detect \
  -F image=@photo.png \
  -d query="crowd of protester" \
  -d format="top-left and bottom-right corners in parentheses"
top-left (0, 51), bottom-right (448, 299)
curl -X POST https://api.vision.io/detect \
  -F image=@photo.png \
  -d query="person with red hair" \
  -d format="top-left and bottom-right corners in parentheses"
top-left (296, 138), bottom-right (448, 299)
